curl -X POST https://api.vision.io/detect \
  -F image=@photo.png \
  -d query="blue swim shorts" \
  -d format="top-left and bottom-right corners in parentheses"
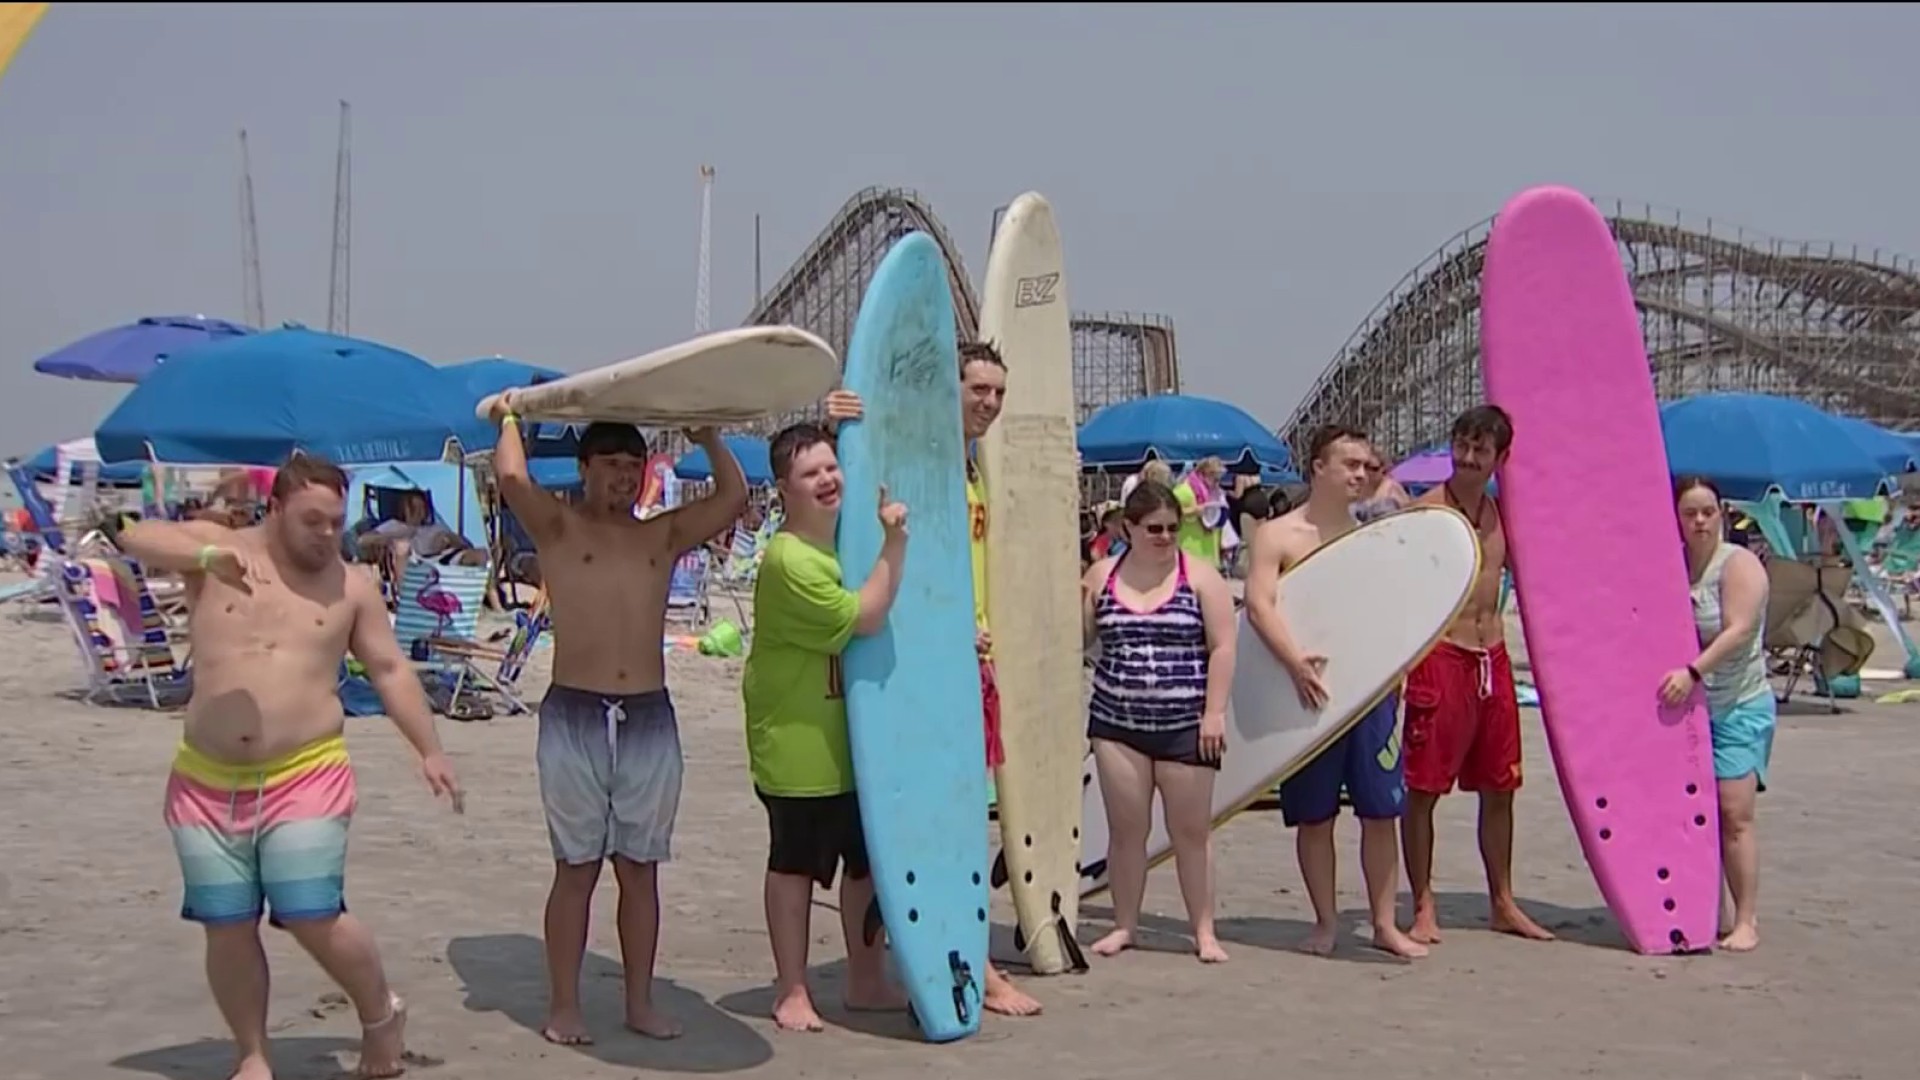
top-left (1710, 692), bottom-right (1776, 792)
top-left (1279, 691), bottom-right (1406, 827)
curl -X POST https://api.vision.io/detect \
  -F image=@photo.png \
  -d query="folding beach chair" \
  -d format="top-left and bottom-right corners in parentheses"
top-left (51, 557), bottom-right (192, 708)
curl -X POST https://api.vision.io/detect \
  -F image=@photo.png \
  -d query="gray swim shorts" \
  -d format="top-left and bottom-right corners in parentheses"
top-left (535, 685), bottom-right (683, 866)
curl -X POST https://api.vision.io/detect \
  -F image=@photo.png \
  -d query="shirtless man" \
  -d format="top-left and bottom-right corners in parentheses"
top-left (1401, 404), bottom-right (1555, 944)
top-left (1353, 442), bottom-right (1411, 522)
top-left (117, 454), bottom-right (462, 1080)
top-left (822, 339), bottom-right (1044, 1019)
top-left (1244, 424), bottom-right (1427, 960)
top-left (490, 409), bottom-right (746, 1044)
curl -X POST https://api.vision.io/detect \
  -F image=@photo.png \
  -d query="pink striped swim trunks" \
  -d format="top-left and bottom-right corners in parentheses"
top-left (163, 734), bottom-right (357, 926)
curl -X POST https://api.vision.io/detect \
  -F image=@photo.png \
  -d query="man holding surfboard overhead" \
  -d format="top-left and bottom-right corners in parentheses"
top-left (1400, 405), bottom-right (1556, 944)
top-left (489, 407), bottom-right (749, 1044)
top-left (823, 339), bottom-right (1045, 1019)
top-left (1244, 423), bottom-right (1428, 960)
top-left (744, 421), bottom-right (914, 1032)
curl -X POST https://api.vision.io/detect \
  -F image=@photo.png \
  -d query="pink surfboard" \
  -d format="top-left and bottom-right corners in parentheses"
top-left (1480, 185), bottom-right (1721, 955)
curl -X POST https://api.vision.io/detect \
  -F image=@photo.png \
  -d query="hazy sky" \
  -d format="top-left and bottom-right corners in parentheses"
top-left (4, 1), bottom-right (1919, 458)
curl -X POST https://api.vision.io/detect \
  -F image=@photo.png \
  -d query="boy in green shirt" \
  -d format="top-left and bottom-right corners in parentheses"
top-left (743, 422), bottom-right (911, 1033)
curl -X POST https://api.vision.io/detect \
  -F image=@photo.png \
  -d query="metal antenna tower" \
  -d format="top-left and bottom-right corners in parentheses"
top-left (327, 100), bottom-right (352, 335)
top-left (238, 128), bottom-right (265, 327)
top-left (695, 164), bottom-right (714, 333)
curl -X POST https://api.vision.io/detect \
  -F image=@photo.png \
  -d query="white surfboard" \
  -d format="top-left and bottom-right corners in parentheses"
top-left (1078, 505), bottom-right (1480, 898)
top-left (976, 193), bottom-right (1088, 975)
top-left (473, 325), bottom-right (840, 428)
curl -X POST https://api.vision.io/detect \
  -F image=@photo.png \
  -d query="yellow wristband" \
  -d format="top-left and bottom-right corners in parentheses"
top-left (501, 413), bottom-right (520, 428)
top-left (196, 544), bottom-right (217, 570)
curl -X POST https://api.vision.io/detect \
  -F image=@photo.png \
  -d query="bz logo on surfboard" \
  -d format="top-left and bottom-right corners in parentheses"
top-left (1015, 273), bottom-right (1060, 308)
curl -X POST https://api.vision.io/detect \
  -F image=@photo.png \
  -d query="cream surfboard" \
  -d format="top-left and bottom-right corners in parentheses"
top-left (473, 325), bottom-right (839, 427)
top-left (1079, 505), bottom-right (1479, 897)
top-left (976, 192), bottom-right (1089, 975)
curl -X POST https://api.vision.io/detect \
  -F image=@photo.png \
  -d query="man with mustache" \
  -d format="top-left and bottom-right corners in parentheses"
top-left (1400, 405), bottom-right (1554, 945)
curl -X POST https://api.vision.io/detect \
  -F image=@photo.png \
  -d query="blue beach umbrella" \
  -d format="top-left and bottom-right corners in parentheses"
top-left (1828, 413), bottom-right (1917, 478)
top-left (1077, 393), bottom-right (1295, 474)
top-left (31, 314), bottom-right (254, 383)
top-left (440, 356), bottom-right (580, 458)
top-left (94, 328), bottom-right (474, 466)
top-left (674, 434), bottom-right (773, 485)
top-left (1658, 393), bottom-right (1908, 502)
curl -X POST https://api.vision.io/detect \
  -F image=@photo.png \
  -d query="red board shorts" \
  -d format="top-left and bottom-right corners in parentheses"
top-left (979, 657), bottom-right (1005, 770)
top-left (1403, 640), bottom-right (1523, 795)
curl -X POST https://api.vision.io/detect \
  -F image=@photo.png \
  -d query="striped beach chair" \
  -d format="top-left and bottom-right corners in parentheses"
top-left (52, 557), bottom-right (192, 708)
top-left (392, 557), bottom-right (534, 717)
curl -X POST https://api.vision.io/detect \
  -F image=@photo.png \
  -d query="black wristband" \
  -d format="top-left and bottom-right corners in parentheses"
top-left (1686, 664), bottom-right (1703, 684)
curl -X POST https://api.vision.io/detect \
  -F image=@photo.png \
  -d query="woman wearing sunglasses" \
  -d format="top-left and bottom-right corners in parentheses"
top-left (1080, 480), bottom-right (1240, 964)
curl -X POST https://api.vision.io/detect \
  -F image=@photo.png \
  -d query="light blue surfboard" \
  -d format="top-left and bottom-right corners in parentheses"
top-left (837, 231), bottom-right (989, 1043)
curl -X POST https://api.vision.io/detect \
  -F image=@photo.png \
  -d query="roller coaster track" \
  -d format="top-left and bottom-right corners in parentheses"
top-left (1281, 200), bottom-right (1920, 460)
top-left (747, 187), bottom-right (980, 357)
top-left (741, 186), bottom-right (1179, 433)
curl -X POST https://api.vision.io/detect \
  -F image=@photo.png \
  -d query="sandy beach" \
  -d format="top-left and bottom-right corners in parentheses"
top-left (1, 588), bottom-right (1913, 1080)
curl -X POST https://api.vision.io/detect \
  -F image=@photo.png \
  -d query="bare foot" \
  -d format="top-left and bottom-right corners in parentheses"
top-left (771, 985), bottom-right (825, 1033)
top-left (356, 995), bottom-right (408, 1079)
top-left (1718, 923), bottom-right (1760, 952)
top-left (626, 1003), bottom-right (685, 1040)
top-left (229, 1053), bottom-right (273, 1080)
top-left (1409, 900), bottom-right (1443, 944)
top-left (1299, 923), bottom-right (1338, 957)
top-left (1089, 928), bottom-right (1134, 957)
top-left (982, 967), bottom-right (1042, 1018)
top-left (1195, 934), bottom-right (1229, 964)
top-left (1491, 901), bottom-right (1556, 941)
top-left (843, 981), bottom-right (909, 1013)
top-left (1371, 924), bottom-right (1430, 960)
top-left (541, 1007), bottom-right (593, 1047)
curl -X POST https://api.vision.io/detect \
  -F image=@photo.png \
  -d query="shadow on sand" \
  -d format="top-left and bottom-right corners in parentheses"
top-left (113, 1036), bottom-right (361, 1080)
top-left (1074, 888), bottom-right (1623, 959)
top-left (447, 933), bottom-right (773, 1073)
top-left (714, 957), bottom-right (927, 1045)
top-left (715, 897), bottom-right (1032, 1044)
top-left (1076, 900), bottom-right (1404, 965)
top-left (1425, 889), bottom-right (1625, 950)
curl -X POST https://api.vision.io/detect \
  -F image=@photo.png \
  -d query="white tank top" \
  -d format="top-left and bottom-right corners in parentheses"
top-left (1688, 542), bottom-right (1769, 714)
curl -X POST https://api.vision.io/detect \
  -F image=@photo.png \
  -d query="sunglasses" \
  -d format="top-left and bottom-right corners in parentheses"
top-left (1131, 521), bottom-right (1177, 536)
